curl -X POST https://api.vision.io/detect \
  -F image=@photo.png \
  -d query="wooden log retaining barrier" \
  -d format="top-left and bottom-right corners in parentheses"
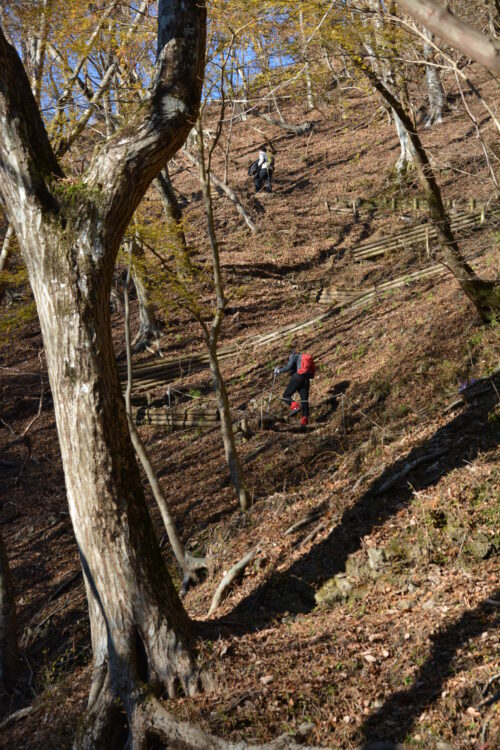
top-left (325, 195), bottom-right (486, 215)
top-left (120, 309), bottom-right (338, 392)
top-left (134, 406), bottom-right (219, 429)
top-left (351, 208), bottom-right (500, 261)
top-left (122, 207), bottom-right (498, 394)
top-left (317, 263), bottom-right (447, 305)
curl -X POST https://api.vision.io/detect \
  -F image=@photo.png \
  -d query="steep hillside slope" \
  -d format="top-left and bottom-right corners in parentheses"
top-left (0, 69), bottom-right (499, 749)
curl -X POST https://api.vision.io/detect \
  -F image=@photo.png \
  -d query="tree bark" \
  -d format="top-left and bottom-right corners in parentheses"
top-left (422, 27), bottom-right (446, 127)
top-left (299, 7), bottom-right (315, 111)
top-left (0, 223), bottom-right (14, 305)
top-left (127, 239), bottom-right (162, 352)
top-left (206, 337), bottom-right (249, 511)
top-left (155, 166), bottom-right (196, 277)
top-left (364, 2), bottom-right (415, 174)
top-left (131, 265), bottom-right (162, 351)
top-left (0, 1), bottom-right (207, 744)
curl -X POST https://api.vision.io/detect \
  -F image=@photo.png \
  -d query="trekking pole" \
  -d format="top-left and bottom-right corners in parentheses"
top-left (267, 371), bottom-right (277, 412)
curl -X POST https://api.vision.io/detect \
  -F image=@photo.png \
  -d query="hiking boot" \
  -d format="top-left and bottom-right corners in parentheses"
top-left (289, 401), bottom-right (301, 416)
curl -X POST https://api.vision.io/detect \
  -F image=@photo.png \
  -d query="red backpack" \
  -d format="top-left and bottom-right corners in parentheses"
top-left (298, 353), bottom-right (315, 377)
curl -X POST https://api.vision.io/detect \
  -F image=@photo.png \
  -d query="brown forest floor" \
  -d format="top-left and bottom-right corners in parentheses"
top-left (0, 65), bottom-right (499, 750)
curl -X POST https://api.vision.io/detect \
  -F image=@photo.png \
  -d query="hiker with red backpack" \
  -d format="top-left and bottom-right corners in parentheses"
top-left (274, 347), bottom-right (315, 427)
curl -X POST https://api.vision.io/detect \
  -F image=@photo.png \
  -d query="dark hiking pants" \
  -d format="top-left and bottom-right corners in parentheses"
top-left (282, 373), bottom-right (310, 417)
top-left (254, 168), bottom-right (273, 193)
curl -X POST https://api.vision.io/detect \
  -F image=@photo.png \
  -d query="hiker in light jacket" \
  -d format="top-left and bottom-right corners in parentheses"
top-left (253, 145), bottom-right (274, 193)
top-left (275, 347), bottom-right (315, 427)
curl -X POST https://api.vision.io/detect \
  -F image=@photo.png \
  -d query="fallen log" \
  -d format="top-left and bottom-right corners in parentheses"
top-left (254, 111), bottom-right (313, 135)
top-left (120, 308), bottom-right (339, 392)
top-left (325, 195), bottom-right (479, 215)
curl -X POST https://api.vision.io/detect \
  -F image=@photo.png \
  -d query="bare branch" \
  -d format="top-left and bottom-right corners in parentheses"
top-left (394, 0), bottom-right (500, 75)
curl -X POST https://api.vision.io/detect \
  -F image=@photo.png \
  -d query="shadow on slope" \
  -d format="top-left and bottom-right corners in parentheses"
top-left (220, 378), bottom-right (500, 624)
top-left (359, 586), bottom-right (500, 746)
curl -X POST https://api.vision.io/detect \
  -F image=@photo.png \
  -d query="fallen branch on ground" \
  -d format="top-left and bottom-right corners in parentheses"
top-left (285, 510), bottom-right (322, 536)
top-left (183, 149), bottom-right (257, 233)
top-left (208, 546), bottom-right (259, 616)
top-left (254, 111), bottom-right (313, 135)
top-left (375, 449), bottom-right (447, 495)
top-left (352, 463), bottom-right (386, 492)
top-left (296, 521), bottom-right (327, 549)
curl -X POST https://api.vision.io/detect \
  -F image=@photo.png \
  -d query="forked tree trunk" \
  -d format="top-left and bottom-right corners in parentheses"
top-left (0, 2), bottom-right (207, 745)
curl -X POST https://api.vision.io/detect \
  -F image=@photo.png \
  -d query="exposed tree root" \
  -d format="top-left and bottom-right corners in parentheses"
top-left (131, 326), bottom-right (162, 354)
top-left (78, 663), bottom-right (328, 750)
top-left (134, 693), bottom-right (326, 749)
top-left (0, 705), bottom-right (33, 732)
top-left (180, 553), bottom-right (210, 597)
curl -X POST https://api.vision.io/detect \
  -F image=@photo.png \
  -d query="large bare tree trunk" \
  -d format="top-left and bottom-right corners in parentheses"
top-left (0, 2), bottom-right (207, 744)
top-left (26, 217), bottom-right (203, 749)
